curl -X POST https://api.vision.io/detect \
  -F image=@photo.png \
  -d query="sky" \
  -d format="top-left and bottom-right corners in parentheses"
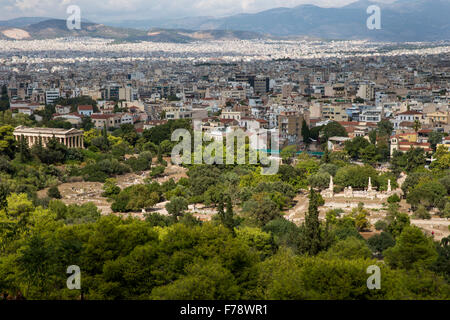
top-left (0, 0), bottom-right (397, 22)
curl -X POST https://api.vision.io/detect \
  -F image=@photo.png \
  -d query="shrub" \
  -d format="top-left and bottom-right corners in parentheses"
top-left (150, 166), bottom-right (165, 178)
top-left (375, 220), bottom-right (388, 231)
top-left (387, 194), bottom-right (401, 204)
top-left (367, 232), bottom-right (396, 254)
top-left (413, 205), bottom-right (432, 220)
top-left (47, 185), bottom-right (62, 199)
top-left (111, 184), bottom-right (160, 212)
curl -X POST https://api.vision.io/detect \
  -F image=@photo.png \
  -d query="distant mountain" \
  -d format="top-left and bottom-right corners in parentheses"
top-left (0, 17), bottom-right (51, 27)
top-left (107, 16), bottom-right (217, 31)
top-left (106, 0), bottom-right (450, 41)
top-left (1, 1), bottom-right (447, 42)
top-left (0, 18), bottom-right (267, 42)
top-left (0, 19), bottom-right (147, 40)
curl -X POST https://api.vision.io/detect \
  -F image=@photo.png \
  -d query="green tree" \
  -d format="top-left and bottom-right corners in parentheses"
top-left (391, 148), bottom-right (426, 174)
top-left (102, 179), bottom-right (121, 198)
top-left (300, 188), bottom-right (324, 255)
top-left (0, 125), bottom-right (16, 158)
top-left (384, 226), bottom-right (438, 270)
top-left (369, 130), bottom-right (377, 145)
top-left (321, 122), bottom-right (348, 141)
top-left (406, 180), bottom-right (446, 210)
top-left (165, 196), bottom-right (189, 220)
top-left (308, 171), bottom-right (331, 190)
top-left (218, 196), bottom-right (238, 236)
top-left (413, 120), bottom-right (422, 133)
top-left (387, 194), bottom-right (401, 204)
top-left (351, 203), bottom-right (371, 232)
top-left (428, 131), bottom-right (444, 152)
top-left (111, 184), bottom-right (159, 212)
top-left (413, 205), bottom-right (432, 220)
top-left (320, 236), bottom-right (372, 260)
top-left (18, 135), bottom-right (31, 163)
top-left (367, 232), bottom-right (396, 255)
top-left (242, 194), bottom-right (281, 227)
top-left (386, 208), bottom-right (411, 239)
top-left (360, 143), bottom-right (379, 165)
top-left (431, 236), bottom-right (450, 281)
top-left (344, 136), bottom-right (370, 160)
top-left (0, 85), bottom-right (9, 112)
top-left (377, 119), bottom-right (394, 137)
top-left (150, 260), bottom-right (240, 300)
top-left (301, 119), bottom-right (311, 144)
top-left (47, 186), bottom-right (62, 199)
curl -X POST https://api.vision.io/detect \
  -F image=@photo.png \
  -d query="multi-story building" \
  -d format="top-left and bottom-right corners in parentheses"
top-left (91, 113), bottom-right (122, 130)
top-left (253, 76), bottom-right (270, 95)
top-left (102, 85), bottom-right (121, 101)
top-left (425, 111), bottom-right (449, 127)
top-left (163, 105), bottom-right (193, 120)
top-left (390, 132), bottom-right (432, 156)
top-left (321, 105), bottom-right (349, 122)
top-left (357, 83), bottom-right (375, 101)
top-left (359, 109), bottom-right (382, 123)
top-left (277, 111), bottom-right (304, 144)
top-left (392, 110), bottom-right (423, 130)
top-left (221, 110), bottom-right (245, 121)
top-left (45, 89), bottom-right (60, 105)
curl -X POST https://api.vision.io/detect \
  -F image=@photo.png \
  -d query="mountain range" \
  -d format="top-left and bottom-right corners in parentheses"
top-left (0, 19), bottom-right (266, 42)
top-left (107, 0), bottom-right (450, 42)
top-left (0, 0), bottom-right (448, 42)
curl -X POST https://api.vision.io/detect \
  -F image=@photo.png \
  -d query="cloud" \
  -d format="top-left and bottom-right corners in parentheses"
top-left (0, 0), bottom-right (397, 21)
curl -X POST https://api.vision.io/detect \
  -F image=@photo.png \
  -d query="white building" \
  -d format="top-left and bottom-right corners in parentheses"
top-left (45, 89), bottom-right (60, 105)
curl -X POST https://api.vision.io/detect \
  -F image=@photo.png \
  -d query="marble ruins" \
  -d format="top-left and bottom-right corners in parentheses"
top-left (322, 176), bottom-right (396, 200)
top-left (13, 126), bottom-right (84, 149)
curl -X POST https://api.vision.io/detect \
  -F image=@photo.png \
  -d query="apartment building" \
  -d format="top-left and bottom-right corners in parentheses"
top-left (277, 111), bottom-right (304, 144)
top-left (321, 105), bottom-right (349, 122)
top-left (45, 89), bottom-right (60, 105)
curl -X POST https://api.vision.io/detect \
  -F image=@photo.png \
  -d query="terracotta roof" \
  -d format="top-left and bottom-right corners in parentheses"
top-left (338, 121), bottom-right (359, 126)
top-left (220, 119), bottom-right (238, 124)
top-left (398, 110), bottom-right (422, 115)
top-left (91, 113), bottom-right (117, 119)
top-left (78, 105), bottom-right (93, 110)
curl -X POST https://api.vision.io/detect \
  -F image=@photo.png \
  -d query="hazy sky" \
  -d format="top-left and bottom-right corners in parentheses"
top-left (0, 0), bottom-right (396, 21)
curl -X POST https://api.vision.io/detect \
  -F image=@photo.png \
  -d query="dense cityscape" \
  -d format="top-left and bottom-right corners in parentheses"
top-left (0, 0), bottom-right (449, 307)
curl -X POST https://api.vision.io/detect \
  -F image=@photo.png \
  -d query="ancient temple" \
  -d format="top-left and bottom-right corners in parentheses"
top-left (13, 126), bottom-right (84, 149)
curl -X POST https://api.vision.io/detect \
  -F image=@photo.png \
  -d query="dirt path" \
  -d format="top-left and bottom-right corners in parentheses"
top-left (285, 193), bottom-right (309, 224)
top-left (411, 218), bottom-right (450, 241)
